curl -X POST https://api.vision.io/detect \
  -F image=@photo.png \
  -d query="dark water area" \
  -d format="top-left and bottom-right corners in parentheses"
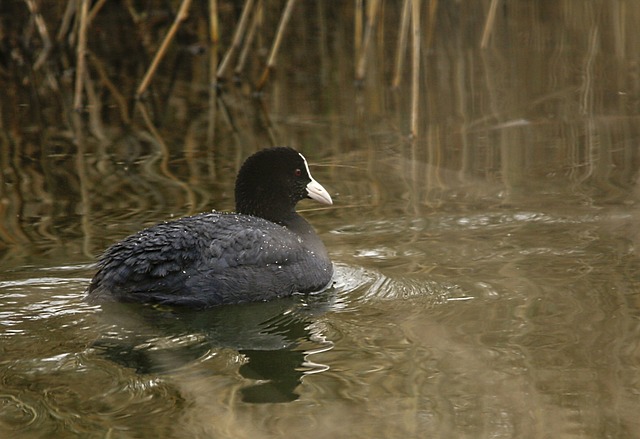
top-left (2, 1), bottom-right (640, 438)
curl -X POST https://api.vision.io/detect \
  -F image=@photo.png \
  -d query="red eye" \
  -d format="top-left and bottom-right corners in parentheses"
top-left (294, 168), bottom-right (302, 177)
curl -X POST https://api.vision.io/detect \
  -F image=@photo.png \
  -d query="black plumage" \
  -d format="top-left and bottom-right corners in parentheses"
top-left (87, 147), bottom-right (333, 307)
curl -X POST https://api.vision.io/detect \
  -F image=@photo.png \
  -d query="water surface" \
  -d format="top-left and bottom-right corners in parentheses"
top-left (2, 2), bottom-right (640, 438)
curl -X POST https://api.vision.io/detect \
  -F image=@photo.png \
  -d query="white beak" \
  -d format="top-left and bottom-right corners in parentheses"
top-left (299, 152), bottom-right (333, 205)
top-left (306, 179), bottom-right (333, 205)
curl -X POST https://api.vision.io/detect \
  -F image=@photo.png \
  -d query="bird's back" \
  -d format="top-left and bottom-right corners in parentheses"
top-left (87, 212), bottom-right (333, 307)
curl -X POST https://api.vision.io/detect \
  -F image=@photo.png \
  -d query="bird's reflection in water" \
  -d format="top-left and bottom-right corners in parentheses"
top-left (92, 295), bottom-right (334, 403)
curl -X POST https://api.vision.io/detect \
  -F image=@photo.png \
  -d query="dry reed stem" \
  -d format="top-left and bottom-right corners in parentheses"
top-left (73, 0), bottom-right (90, 111)
top-left (410, 0), bottom-right (420, 137)
top-left (354, 0), bottom-right (363, 61)
top-left (24, 0), bottom-right (52, 70)
top-left (392, 0), bottom-right (411, 88)
top-left (87, 0), bottom-right (107, 25)
top-left (136, 0), bottom-right (193, 99)
top-left (217, 0), bottom-right (254, 79)
top-left (209, 0), bottom-right (219, 48)
top-left (208, 0), bottom-right (219, 156)
top-left (481, 0), bottom-right (499, 48)
top-left (123, 0), bottom-right (144, 25)
top-left (355, 0), bottom-right (380, 81)
top-left (426, 0), bottom-right (438, 48)
top-left (255, 0), bottom-right (296, 92)
top-left (235, 0), bottom-right (262, 76)
top-left (57, 0), bottom-right (76, 43)
top-left (613, 1), bottom-right (626, 58)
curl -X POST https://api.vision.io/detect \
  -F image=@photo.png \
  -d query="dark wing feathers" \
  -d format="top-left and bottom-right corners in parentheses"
top-left (88, 213), bottom-right (314, 304)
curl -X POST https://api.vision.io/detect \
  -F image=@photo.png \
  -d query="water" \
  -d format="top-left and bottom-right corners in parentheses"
top-left (2, 1), bottom-right (640, 438)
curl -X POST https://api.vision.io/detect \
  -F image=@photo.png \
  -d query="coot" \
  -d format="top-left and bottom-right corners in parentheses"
top-left (87, 147), bottom-right (333, 307)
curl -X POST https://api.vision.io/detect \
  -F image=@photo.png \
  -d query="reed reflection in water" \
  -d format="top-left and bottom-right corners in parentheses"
top-left (1, 1), bottom-right (640, 438)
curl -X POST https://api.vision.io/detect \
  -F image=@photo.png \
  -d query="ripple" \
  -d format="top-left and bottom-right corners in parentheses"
top-left (0, 394), bottom-right (39, 430)
top-left (0, 278), bottom-right (96, 332)
top-left (331, 210), bottom-right (599, 238)
top-left (329, 263), bottom-right (470, 308)
top-left (331, 218), bottom-right (427, 236)
top-left (0, 276), bottom-right (88, 289)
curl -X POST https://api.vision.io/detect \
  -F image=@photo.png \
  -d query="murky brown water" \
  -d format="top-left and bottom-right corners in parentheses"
top-left (2, 1), bottom-right (640, 438)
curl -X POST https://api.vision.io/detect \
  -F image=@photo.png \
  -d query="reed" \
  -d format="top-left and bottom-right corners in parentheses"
top-left (10, 0), bottom-right (635, 142)
top-left (481, 0), bottom-right (500, 48)
top-left (392, 0), bottom-right (411, 89)
top-left (12, 0), bottom-right (452, 134)
top-left (355, 0), bottom-right (380, 82)
top-left (208, 0), bottom-right (220, 153)
top-left (23, 0), bottom-right (52, 70)
top-left (255, 0), bottom-right (297, 92)
top-left (73, 0), bottom-right (89, 110)
top-left (234, 0), bottom-right (263, 78)
top-left (410, 0), bottom-right (421, 138)
top-left (216, 0), bottom-right (254, 79)
top-left (136, 0), bottom-right (193, 100)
